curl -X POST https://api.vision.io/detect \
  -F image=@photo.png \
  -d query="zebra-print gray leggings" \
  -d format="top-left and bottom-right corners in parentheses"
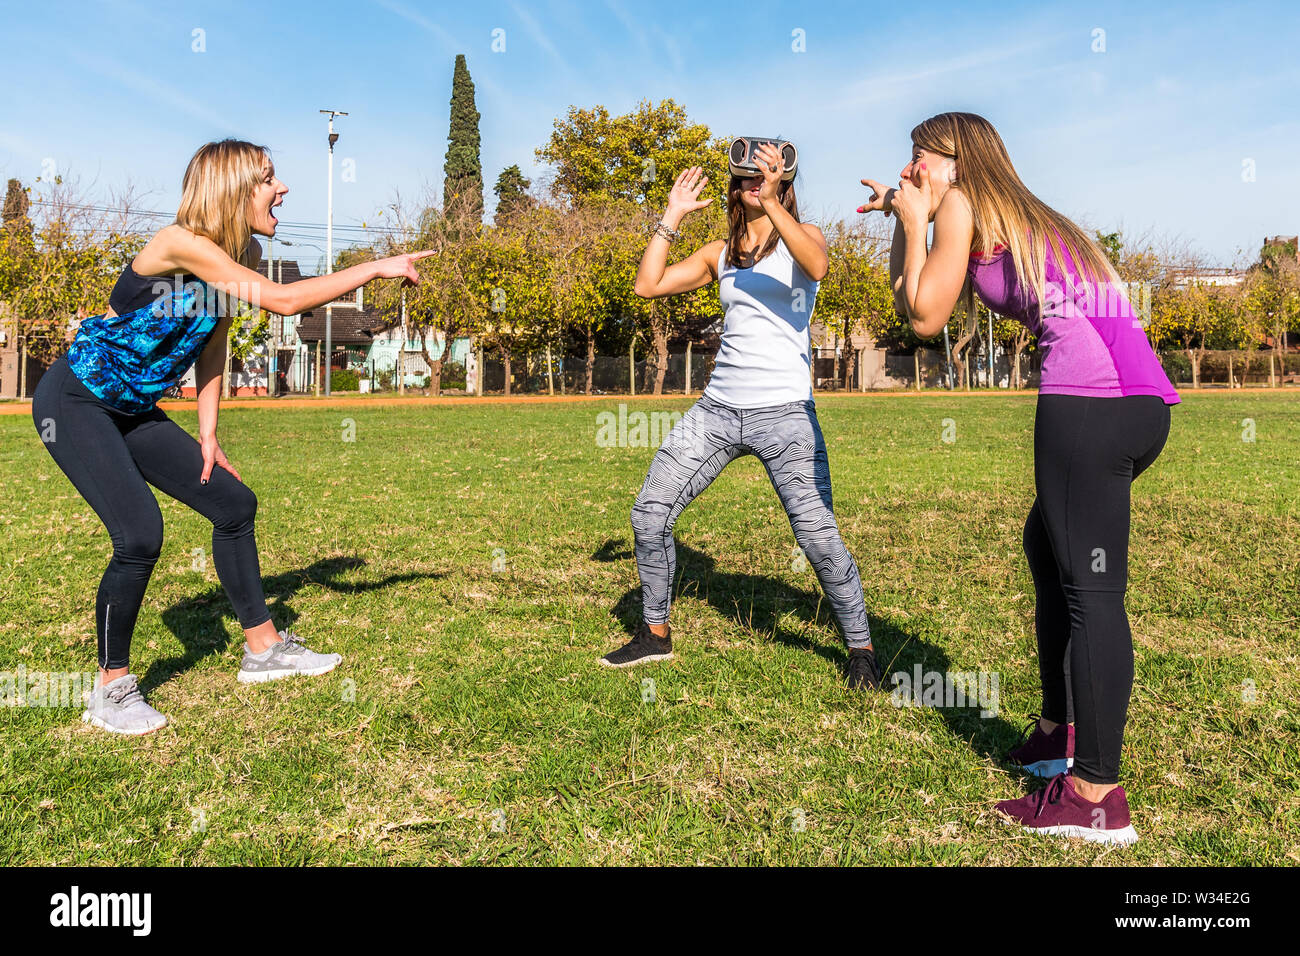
top-left (630, 394), bottom-right (871, 649)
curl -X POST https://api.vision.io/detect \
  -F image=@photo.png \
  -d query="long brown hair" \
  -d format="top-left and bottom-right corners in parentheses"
top-left (911, 112), bottom-right (1121, 311)
top-left (174, 139), bottom-right (269, 267)
top-left (725, 175), bottom-right (800, 268)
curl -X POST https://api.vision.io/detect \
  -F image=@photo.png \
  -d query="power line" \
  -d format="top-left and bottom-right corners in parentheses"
top-left (25, 198), bottom-right (414, 236)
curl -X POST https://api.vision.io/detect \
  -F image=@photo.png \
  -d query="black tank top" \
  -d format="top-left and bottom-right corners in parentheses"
top-left (108, 262), bottom-right (197, 316)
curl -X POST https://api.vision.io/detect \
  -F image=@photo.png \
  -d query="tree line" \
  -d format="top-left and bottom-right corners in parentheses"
top-left (3, 88), bottom-right (1298, 395)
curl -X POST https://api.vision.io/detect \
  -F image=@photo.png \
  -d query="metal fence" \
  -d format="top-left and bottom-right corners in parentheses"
top-left (478, 350), bottom-right (717, 395)
top-left (468, 346), bottom-right (1046, 395)
top-left (14, 340), bottom-right (1294, 401)
top-left (1161, 349), bottom-right (1300, 387)
top-left (879, 346), bottom-right (1045, 390)
top-left (272, 346), bottom-right (441, 395)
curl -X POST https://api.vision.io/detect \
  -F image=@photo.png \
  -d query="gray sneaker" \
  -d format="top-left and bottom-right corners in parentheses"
top-left (81, 674), bottom-right (168, 736)
top-left (238, 630), bottom-right (342, 684)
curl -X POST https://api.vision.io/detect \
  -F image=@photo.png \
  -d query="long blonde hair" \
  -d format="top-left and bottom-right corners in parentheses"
top-left (175, 139), bottom-right (269, 267)
top-left (911, 112), bottom-right (1120, 315)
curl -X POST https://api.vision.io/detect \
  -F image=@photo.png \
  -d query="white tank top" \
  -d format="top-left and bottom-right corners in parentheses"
top-left (702, 238), bottom-right (818, 408)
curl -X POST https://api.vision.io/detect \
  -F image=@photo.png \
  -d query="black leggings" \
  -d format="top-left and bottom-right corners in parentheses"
top-left (32, 357), bottom-right (271, 669)
top-left (1025, 394), bottom-right (1171, 784)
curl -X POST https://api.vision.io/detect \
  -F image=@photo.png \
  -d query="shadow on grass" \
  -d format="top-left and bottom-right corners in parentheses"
top-left (143, 556), bottom-right (443, 690)
top-left (594, 536), bottom-right (1021, 766)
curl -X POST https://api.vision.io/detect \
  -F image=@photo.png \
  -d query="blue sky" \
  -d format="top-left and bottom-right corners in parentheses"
top-left (3, 0), bottom-right (1296, 270)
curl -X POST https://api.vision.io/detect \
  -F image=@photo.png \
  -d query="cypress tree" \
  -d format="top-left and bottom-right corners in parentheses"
top-left (492, 165), bottom-right (531, 223)
top-left (443, 54), bottom-right (483, 220)
top-left (3, 179), bottom-right (31, 234)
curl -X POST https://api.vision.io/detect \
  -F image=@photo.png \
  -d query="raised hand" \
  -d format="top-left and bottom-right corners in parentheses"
top-left (665, 167), bottom-right (713, 221)
top-left (858, 178), bottom-right (896, 215)
top-left (890, 167), bottom-right (933, 233)
top-left (752, 142), bottom-right (784, 205)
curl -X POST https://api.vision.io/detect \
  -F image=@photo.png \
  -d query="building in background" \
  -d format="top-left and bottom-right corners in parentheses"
top-left (173, 259), bottom-right (471, 396)
top-left (1168, 266), bottom-right (1247, 288)
top-left (1263, 235), bottom-right (1300, 264)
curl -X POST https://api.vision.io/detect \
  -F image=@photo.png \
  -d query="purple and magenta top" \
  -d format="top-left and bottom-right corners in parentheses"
top-left (967, 241), bottom-right (1179, 405)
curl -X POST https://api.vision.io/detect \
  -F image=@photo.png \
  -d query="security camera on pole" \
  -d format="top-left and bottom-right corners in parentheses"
top-left (320, 109), bottom-right (348, 395)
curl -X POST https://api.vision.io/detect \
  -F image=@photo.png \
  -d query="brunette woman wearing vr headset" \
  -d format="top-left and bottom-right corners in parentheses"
top-left (599, 138), bottom-right (880, 690)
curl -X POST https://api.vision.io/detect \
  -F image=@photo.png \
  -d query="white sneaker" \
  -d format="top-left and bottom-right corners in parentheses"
top-left (82, 674), bottom-right (168, 735)
top-left (238, 630), bottom-right (342, 684)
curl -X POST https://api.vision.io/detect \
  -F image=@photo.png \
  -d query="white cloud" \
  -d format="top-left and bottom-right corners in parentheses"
top-left (370, 0), bottom-right (459, 51)
top-left (69, 52), bottom-right (240, 134)
top-left (509, 0), bottom-right (573, 76)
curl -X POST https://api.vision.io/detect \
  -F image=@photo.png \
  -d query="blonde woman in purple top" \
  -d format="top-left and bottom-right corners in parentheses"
top-left (859, 112), bottom-right (1178, 845)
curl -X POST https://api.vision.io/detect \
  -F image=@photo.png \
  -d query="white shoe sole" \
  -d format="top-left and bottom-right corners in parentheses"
top-left (238, 657), bottom-right (342, 684)
top-left (1020, 822), bottom-right (1140, 846)
top-left (598, 652), bottom-right (673, 669)
top-left (81, 710), bottom-right (167, 736)
top-left (1023, 757), bottom-right (1073, 778)
top-left (999, 815), bottom-right (1140, 846)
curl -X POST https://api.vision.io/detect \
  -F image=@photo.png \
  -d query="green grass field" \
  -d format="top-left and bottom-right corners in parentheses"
top-left (1, 392), bottom-right (1297, 865)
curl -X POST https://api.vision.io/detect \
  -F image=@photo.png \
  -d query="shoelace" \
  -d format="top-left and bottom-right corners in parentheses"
top-left (849, 651), bottom-right (879, 678)
top-left (278, 630), bottom-right (305, 648)
top-left (1032, 773), bottom-right (1069, 819)
top-left (104, 676), bottom-right (143, 708)
top-left (1013, 713), bottom-right (1045, 749)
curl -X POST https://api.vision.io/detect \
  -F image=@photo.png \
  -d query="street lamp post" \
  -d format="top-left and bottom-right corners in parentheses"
top-left (988, 307), bottom-right (994, 388)
top-left (400, 289), bottom-right (407, 397)
top-left (942, 326), bottom-right (954, 389)
top-left (266, 235), bottom-right (276, 397)
top-left (320, 109), bottom-right (348, 395)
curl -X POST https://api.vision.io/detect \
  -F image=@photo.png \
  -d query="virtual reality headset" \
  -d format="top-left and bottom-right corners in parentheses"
top-left (728, 136), bottom-right (798, 182)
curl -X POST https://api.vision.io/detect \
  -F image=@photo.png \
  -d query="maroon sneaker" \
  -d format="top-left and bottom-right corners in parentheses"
top-left (1007, 714), bottom-right (1074, 778)
top-left (995, 773), bottom-right (1139, 846)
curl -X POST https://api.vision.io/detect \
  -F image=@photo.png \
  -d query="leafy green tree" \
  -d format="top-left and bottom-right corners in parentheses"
top-left (1150, 281), bottom-right (1242, 386)
top-left (946, 300), bottom-right (983, 389)
top-left (537, 98), bottom-right (730, 393)
top-left (366, 202), bottom-right (485, 396)
top-left (472, 221), bottom-right (558, 395)
top-left (537, 98), bottom-right (729, 209)
top-left (816, 220), bottom-right (894, 388)
top-left (1243, 238), bottom-right (1300, 357)
top-left (994, 315), bottom-right (1035, 388)
top-left (525, 197), bottom-right (621, 394)
top-left (0, 179), bottom-right (140, 366)
top-left (1095, 230), bottom-right (1123, 271)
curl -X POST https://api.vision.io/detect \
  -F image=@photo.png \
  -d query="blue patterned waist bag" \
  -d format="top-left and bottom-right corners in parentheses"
top-left (67, 279), bottom-right (223, 413)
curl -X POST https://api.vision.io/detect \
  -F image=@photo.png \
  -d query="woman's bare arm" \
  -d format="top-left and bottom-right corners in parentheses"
top-left (634, 166), bottom-right (722, 299)
top-left (138, 225), bottom-right (431, 316)
top-left (889, 218), bottom-right (908, 314)
top-left (635, 238), bottom-right (725, 298)
top-left (769, 214), bottom-right (828, 281)
top-left (753, 143), bottom-right (828, 280)
top-left (193, 314), bottom-right (240, 483)
top-left (895, 190), bottom-right (975, 338)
